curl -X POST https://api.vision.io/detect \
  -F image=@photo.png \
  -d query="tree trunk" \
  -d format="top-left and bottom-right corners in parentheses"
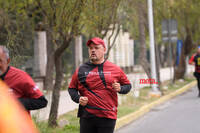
top-left (48, 37), bottom-right (72, 127)
top-left (174, 44), bottom-right (186, 79)
top-left (174, 33), bottom-right (193, 79)
top-left (137, 2), bottom-right (151, 79)
top-left (155, 43), bottom-right (161, 87)
top-left (44, 29), bottom-right (54, 90)
top-left (48, 53), bottom-right (63, 127)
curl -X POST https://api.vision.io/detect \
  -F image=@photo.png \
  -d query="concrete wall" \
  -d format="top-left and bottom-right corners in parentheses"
top-left (104, 26), bottom-right (134, 70)
top-left (33, 31), bottom-right (47, 77)
top-left (75, 36), bottom-right (83, 68)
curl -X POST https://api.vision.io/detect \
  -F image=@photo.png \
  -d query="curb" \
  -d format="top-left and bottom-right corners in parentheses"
top-left (115, 80), bottom-right (197, 130)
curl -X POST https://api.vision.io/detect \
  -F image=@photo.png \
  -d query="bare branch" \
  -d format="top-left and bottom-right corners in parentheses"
top-left (105, 24), bottom-right (120, 60)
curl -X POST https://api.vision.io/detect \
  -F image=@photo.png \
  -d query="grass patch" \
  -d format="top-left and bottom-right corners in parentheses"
top-left (161, 77), bottom-right (195, 95)
top-left (34, 110), bottom-right (79, 133)
top-left (117, 105), bottom-right (139, 118)
top-left (117, 87), bottom-right (158, 118)
top-left (35, 76), bottom-right (195, 132)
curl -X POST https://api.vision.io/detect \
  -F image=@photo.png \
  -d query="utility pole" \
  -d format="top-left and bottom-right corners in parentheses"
top-left (147, 0), bottom-right (161, 97)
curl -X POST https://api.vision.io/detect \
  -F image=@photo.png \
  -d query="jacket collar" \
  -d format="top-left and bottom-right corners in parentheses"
top-left (0, 66), bottom-right (10, 80)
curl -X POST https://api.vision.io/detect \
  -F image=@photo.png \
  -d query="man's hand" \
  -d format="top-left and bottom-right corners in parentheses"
top-left (79, 96), bottom-right (88, 106)
top-left (112, 80), bottom-right (121, 92)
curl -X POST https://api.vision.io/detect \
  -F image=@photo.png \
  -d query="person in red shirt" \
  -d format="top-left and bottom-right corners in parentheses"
top-left (0, 45), bottom-right (48, 114)
top-left (68, 37), bottom-right (131, 133)
top-left (189, 46), bottom-right (200, 97)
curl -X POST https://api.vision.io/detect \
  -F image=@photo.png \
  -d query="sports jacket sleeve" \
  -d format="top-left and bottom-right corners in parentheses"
top-left (189, 54), bottom-right (196, 64)
top-left (68, 69), bottom-right (81, 103)
top-left (18, 96), bottom-right (48, 110)
top-left (19, 74), bottom-right (48, 111)
top-left (118, 69), bottom-right (132, 94)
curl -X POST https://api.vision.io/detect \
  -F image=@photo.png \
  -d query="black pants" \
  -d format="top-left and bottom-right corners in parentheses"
top-left (80, 117), bottom-right (116, 133)
top-left (194, 72), bottom-right (200, 93)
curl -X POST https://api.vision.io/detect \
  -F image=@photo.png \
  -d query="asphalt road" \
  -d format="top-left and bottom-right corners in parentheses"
top-left (116, 86), bottom-right (200, 133)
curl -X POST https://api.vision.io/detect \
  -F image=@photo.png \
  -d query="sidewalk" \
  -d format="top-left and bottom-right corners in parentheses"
top-left (32, 65), bottom-right (194, 120)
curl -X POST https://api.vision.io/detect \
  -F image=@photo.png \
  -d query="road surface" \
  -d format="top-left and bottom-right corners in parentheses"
top-left (116, 86), bottom-right (200, 133)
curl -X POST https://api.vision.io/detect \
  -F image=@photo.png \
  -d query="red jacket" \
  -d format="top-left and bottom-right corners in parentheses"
top-left (189, 53), bottom-right (200, 73)
top-left (68, 60), bottom-right (131, 119)
top-left (0, 66), bottom-right (47, 114)
top-left (3, 66), bottom-right (43, 99)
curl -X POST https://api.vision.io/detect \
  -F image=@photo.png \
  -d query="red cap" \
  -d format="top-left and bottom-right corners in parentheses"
top-left (86, 37), bottom-right (106, 48)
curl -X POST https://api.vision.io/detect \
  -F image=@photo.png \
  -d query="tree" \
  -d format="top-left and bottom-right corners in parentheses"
top-left (0, 2), bottom-right (34, 67)
top-left (154, 0), bottom-right (200, 79)
top-left (82, 0), bottom-right (122, 59)
top-left (172, 0), bottom-right (199, 79)
top-left (33, 0), bottom-right (87, 126)
top-left (136, 1), bottom-right (151, 79)
top-left (24, 0), bottom-right (123, 127)
top-left (120, 0), bottom-right (152, 78)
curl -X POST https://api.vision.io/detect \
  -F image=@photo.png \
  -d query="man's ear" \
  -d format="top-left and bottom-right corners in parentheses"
top-left (104, 47), bottom-right (106, 52)
top-left (7, 58), bottom-right (10, 64)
